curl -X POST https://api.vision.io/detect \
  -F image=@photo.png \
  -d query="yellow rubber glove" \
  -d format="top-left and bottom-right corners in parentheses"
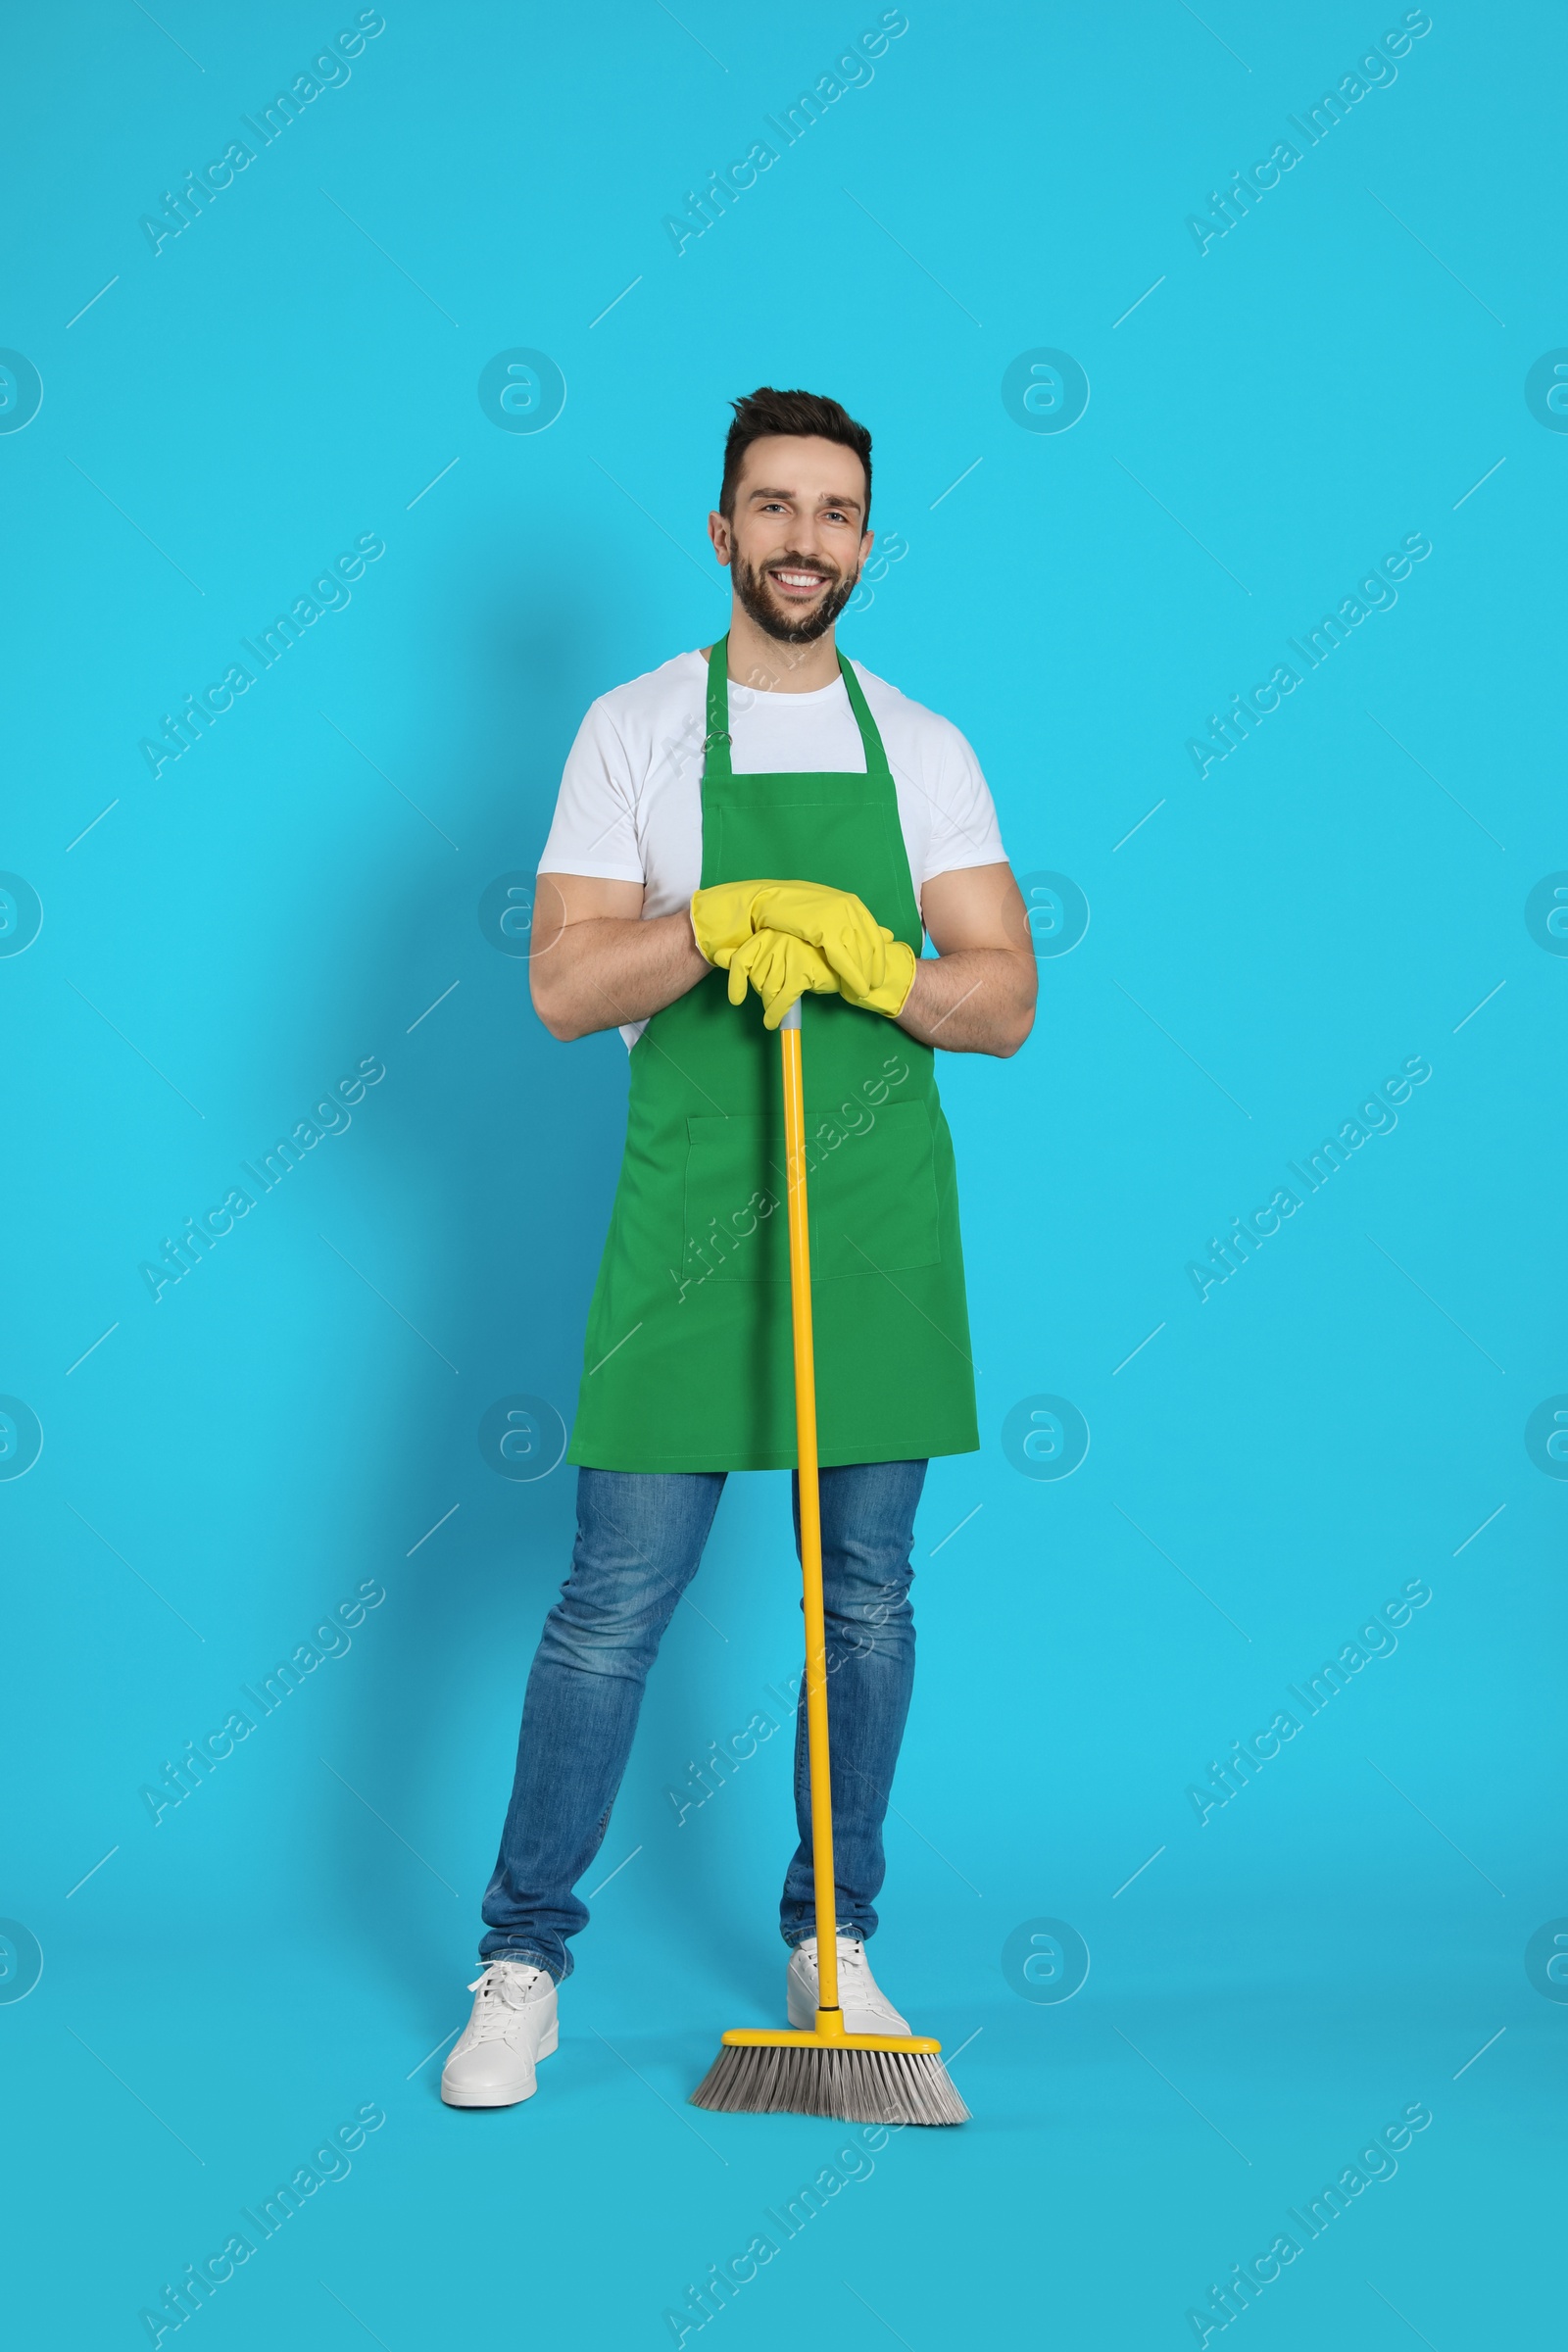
top-left (691, 879), bottom-right (916, 1018)
top-left (724, 928), bottom-right (840, 1030)
top-left (689, 880), bottom-right (790, 966)
top-left (756, 883), bottom-right (915, 1016)
top-left (831, 932), bottom-right (916, 1018)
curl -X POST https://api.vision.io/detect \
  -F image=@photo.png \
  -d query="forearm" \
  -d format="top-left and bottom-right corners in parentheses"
top-left (531, 908), bottom-right (710, 1041)
top-left (895, 947), bottom-right (1036, 1056)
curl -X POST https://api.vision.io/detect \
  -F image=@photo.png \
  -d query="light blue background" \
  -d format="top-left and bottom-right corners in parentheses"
top-left (3, 2), bottom-right (1563, 2344)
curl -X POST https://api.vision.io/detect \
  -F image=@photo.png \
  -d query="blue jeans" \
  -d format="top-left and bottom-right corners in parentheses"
top-left (478, 1459), bottom-right (927, 1982)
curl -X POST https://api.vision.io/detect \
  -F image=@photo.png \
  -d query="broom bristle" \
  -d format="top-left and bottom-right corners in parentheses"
top-left (690, 2041), bottom-right (968, 2126)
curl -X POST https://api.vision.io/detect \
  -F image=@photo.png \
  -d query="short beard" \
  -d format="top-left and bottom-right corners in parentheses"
top-left (731, 549), bottom-right (858, 645)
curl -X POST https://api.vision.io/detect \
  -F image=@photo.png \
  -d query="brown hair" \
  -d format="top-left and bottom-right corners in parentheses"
top-left (719, 386), bottom-right (873, 526)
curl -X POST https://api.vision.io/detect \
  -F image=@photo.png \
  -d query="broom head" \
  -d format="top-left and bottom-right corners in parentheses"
top-left (691, 2020), bottom-right (969, 2126)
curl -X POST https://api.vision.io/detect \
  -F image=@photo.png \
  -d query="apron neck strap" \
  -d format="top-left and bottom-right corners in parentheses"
top-left (702, 633), bottom-right (889, 782)
top-left (835, 649), bottom-right (889, 773)
top-left (703, 633), bottom-right (735, 781)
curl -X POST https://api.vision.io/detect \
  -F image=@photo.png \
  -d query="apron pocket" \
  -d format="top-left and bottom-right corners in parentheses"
top-left (808, 1098), bottom-right (942, 1279)
top-left (683, 1114), bottom-right (790, 1284)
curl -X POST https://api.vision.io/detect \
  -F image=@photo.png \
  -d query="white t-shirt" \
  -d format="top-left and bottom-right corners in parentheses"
top-left (538, 650), bottom-right (1007, 1045)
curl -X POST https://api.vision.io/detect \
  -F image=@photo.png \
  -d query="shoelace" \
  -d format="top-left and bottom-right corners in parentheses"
top-left (801, 1938), bottom-right (879, 1986)
top-left (797, 1936), bottom-right (906, 2023)
top-left (462, 1963), bottom-right (546, 2040)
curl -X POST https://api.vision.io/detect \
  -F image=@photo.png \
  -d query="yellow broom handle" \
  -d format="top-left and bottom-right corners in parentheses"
top-left (779, 1002), bottom-right (838, 2017)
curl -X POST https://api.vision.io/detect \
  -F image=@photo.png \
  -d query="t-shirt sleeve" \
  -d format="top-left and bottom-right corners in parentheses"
top-left (921, 716), bottom-right (1007, 883)
top-left (536, 700), bottom-right (647, 884)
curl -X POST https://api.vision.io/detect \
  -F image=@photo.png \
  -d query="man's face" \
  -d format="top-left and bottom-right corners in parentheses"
top-left (710, 435), bottom-right (872, 644)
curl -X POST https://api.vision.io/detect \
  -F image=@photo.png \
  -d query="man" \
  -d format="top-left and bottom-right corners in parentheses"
top-left (442, 387), bottom-right (1035, 2107)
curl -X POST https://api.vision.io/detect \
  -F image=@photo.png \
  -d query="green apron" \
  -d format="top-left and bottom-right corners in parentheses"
top-left (566, 636), bottom-right (978, 1473)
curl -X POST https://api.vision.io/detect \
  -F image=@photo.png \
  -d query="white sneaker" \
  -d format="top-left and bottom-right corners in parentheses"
top-left (440, 1959), bottom-right (559, 2107)
top-left (787, 1934), bottom-right (910, 2036)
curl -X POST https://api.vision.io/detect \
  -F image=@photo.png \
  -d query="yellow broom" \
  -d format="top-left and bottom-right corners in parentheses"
top-left (690, 1000), bottom-right (968, 2126)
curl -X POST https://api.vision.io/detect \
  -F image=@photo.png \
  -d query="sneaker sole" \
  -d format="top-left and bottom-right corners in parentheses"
top-left (440, 2021), bottom-right (558, 2108)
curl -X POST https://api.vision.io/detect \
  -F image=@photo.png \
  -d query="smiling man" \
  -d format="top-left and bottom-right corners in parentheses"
top-left (442, 386), bottom-right (1036, 2108)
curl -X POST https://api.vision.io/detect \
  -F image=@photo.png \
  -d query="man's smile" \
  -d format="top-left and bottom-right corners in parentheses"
top-left (768, 564), bottom-right (833, 597)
